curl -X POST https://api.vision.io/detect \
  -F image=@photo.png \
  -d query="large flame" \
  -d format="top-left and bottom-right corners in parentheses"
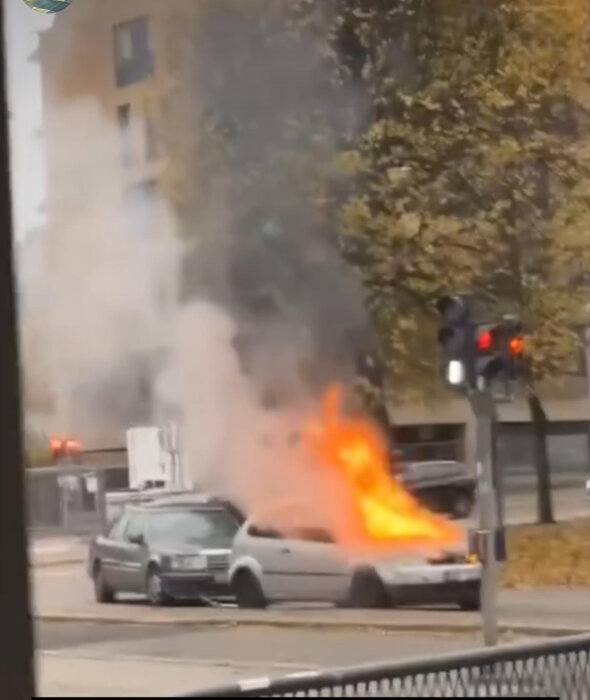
top-left (304, 384), bottom-right (462, 552)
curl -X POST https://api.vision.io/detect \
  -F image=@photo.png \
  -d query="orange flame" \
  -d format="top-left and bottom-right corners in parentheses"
top-left (304, 384), bottom-right (462, 552)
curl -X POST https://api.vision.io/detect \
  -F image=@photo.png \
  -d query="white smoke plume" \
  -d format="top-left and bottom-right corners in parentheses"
top-left (29, 100), bottom-right (180, 446)
top-left (21, 4), bottom-right (374, 533)
top-left (158, 300), bottom-right (359, 537)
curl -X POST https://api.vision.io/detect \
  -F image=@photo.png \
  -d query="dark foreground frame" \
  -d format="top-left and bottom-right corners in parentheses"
top-left (0, 1), bottom-right (36, 697)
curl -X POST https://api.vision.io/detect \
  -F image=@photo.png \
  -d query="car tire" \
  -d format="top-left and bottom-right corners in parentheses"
top-left (347, 568), bottom-right (389, 609)
top-left (450, 492), bottom-right (474, 520)
top-left (458, 584), bottom-right (481, 611)
top-left (93, 562), bottom-right (115, 604)
top-left (233, 570), bottom-right (267, 609)
top-left (146, 566), bottom-right (171, 606)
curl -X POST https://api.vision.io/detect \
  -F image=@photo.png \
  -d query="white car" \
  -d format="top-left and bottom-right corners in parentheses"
top-left (586, 478), bottom-right (590, 499)
top-left (229, 521), bottom-right (482, 610)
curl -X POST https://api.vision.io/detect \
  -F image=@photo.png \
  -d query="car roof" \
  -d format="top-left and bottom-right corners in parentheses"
top-left (132, 493), bottom-right (229, 510)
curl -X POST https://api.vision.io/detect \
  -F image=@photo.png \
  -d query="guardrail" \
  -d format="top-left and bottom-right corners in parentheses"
top-left (179, 632), bottom-right (590, 697)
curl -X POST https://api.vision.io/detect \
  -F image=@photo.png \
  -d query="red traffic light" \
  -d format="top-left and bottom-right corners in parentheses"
top-left (509, 336), bottom-right (524, 356)
top-left (477, 329), bottom-right (493, 352)
top-left (50, 436), bottom-right (83, 457)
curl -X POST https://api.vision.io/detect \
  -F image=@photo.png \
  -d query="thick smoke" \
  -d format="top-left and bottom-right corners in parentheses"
top-left (161, 3), bottom-right (375, 502)
top-left (158, 300), bottom-right (362, 538)
top-left (35, 101), bottom-right (180, 447)
top-left (29, 3), bottom-right (376, 531)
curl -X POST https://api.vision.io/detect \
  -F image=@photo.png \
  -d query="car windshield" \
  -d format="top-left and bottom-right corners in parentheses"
top-left (407, 462), bottom-right (465, 480)
top-left (146, 508), bottom-right (238, 547)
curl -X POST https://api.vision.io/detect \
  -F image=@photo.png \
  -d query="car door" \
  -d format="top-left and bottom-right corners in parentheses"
top-left (118, 511), bottom-right (148, 592)
top-left (98, 513), bottom-right (130, 590)
top-left (288, 528), bottom-right (351, 602)
top-left (244, 524), bottom-right (298, 602)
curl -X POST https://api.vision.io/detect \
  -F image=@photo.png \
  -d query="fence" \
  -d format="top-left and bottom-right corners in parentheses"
top-left (26, 465), bottom-right (126, 536)
top-left (179, 633), bottom-right (590, 698)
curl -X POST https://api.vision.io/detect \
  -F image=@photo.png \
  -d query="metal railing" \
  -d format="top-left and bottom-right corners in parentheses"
top-left (26, 465), bottom-right (127, 535)
top-left (179, 633), bottom-right (590, 698)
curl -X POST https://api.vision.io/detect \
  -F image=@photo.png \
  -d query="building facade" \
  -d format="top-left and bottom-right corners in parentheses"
top-left (35, 0), bottom-right (590, 480)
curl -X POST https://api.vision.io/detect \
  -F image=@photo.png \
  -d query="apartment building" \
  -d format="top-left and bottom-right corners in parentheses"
top-left (34, 1), bottom-right (590, 478)
top-left (34, 0), bottom-right (180, 447)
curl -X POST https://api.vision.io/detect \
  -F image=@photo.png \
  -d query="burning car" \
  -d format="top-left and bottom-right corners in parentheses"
top-left (229, 521), bottom-right (481, 609)
top-left (229, 385), bottom-right (479, 610)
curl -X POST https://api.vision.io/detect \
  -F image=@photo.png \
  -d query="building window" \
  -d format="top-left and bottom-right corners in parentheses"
top-left (116, 104), bottom-right (132, 167)
top-left (113, 17), bottom-right (154, 87)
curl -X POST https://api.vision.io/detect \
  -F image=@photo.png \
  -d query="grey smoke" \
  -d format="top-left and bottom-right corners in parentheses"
top-left (23, 3), bottom-right (376, 522)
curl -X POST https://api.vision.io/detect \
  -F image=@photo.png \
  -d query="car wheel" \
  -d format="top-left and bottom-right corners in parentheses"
top-left (93, 562), bottom-right (115, 604)
top-left (451, 492), bottom-right (474, 520)
top-left (233, 570), bottom-right (267, 609)
top-left (347, 568), bottom-right (389, 609)
top-left (146, 567), bottom-right (171, 606)
top-left (458, 584), bottom-right (481, 611)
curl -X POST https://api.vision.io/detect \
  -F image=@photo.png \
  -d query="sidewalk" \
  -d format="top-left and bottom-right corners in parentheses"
top-left (37, 652), bottom-right (277, 697)
top-left (30, 536), bottom-right (88, 568)
top-left (35, 589), bottom-right (590, 638)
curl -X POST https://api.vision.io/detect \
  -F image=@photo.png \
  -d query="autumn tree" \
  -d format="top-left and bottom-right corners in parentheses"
top-left (337, 0), bottom-right (590, 522)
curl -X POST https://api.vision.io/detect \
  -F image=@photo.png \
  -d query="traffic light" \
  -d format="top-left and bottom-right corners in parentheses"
top-left (50, 437), bottom-right (82, 461)
top-left (502, 319), bottom-right (525, 380)
top-left (474, 323), bottom-right (505, 382)
top-left (436, 294), bottom-right (526, 391)
top-left (474, 319), bottom-right (525, 385)
top-left (436, 294), bottom-right (474, 388)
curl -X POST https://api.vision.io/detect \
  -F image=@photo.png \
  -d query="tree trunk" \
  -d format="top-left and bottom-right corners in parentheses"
top-left (527, 391), bottom-right (554, 524)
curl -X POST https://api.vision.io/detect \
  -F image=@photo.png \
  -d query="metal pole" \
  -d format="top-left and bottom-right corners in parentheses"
top-left (491, 413), bottom-right (504, 529)
top-left (471, 386), bottom-right (499, 647)
top-left (0, 0), bottom-right (36, 694)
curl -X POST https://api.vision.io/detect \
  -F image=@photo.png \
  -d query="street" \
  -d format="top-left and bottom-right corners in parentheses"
top-left (32, 562), bottom-right (590, 633)
top-left (35, 620), bottom-right (531, 697)
top-left (31, 485), bottom-right (590, 696)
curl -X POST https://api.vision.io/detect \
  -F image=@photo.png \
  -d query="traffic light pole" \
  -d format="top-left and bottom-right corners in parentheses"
top-left (470, 386), bottom-right (499, 647)
top-left (0, 2), bottom-right (36, 696)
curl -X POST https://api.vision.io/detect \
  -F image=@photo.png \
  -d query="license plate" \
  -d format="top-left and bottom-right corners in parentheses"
top-left (184, 555), bottom-right (207, 570)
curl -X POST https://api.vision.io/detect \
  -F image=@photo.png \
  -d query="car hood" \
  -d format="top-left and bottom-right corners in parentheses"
top-left (150, 542), bottom-right (232, 556)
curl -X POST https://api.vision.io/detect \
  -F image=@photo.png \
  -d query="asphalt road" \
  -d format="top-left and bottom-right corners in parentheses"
top-left (35, 620), bottom-right (523, 696)
top-left (32, 562), bottom-right (590, 632)
top-left (31, 486), bottom-right (589, 696)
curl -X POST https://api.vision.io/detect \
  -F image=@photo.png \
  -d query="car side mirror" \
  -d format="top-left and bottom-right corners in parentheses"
top-left (128, 534), bottom-right (145, 546)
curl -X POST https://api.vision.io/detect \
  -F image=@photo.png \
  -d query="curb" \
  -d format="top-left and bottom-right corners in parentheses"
top-left (32, 556), bottom-right (85, 569)
top-left (34, 610), bottom-right (588, 639)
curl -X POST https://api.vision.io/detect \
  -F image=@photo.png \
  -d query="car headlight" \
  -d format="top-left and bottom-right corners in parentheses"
top-left (169, 554), bottom-right (207, 571)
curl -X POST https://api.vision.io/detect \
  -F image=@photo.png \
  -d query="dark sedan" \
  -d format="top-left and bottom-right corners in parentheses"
top-left (88, 494), bottom-right (241, 605)
top-left (400, 460), bottom-right (477, 519)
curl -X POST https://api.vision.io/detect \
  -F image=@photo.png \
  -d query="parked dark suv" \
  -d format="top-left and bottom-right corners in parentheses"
top-left (400, 461), bottom-right (476, 519)
top-left (88, 494), bottom-right (242, 605)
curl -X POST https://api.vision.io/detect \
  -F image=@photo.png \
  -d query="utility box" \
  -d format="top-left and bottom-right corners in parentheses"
top-left (126, 426), bottom-right (178, 490)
